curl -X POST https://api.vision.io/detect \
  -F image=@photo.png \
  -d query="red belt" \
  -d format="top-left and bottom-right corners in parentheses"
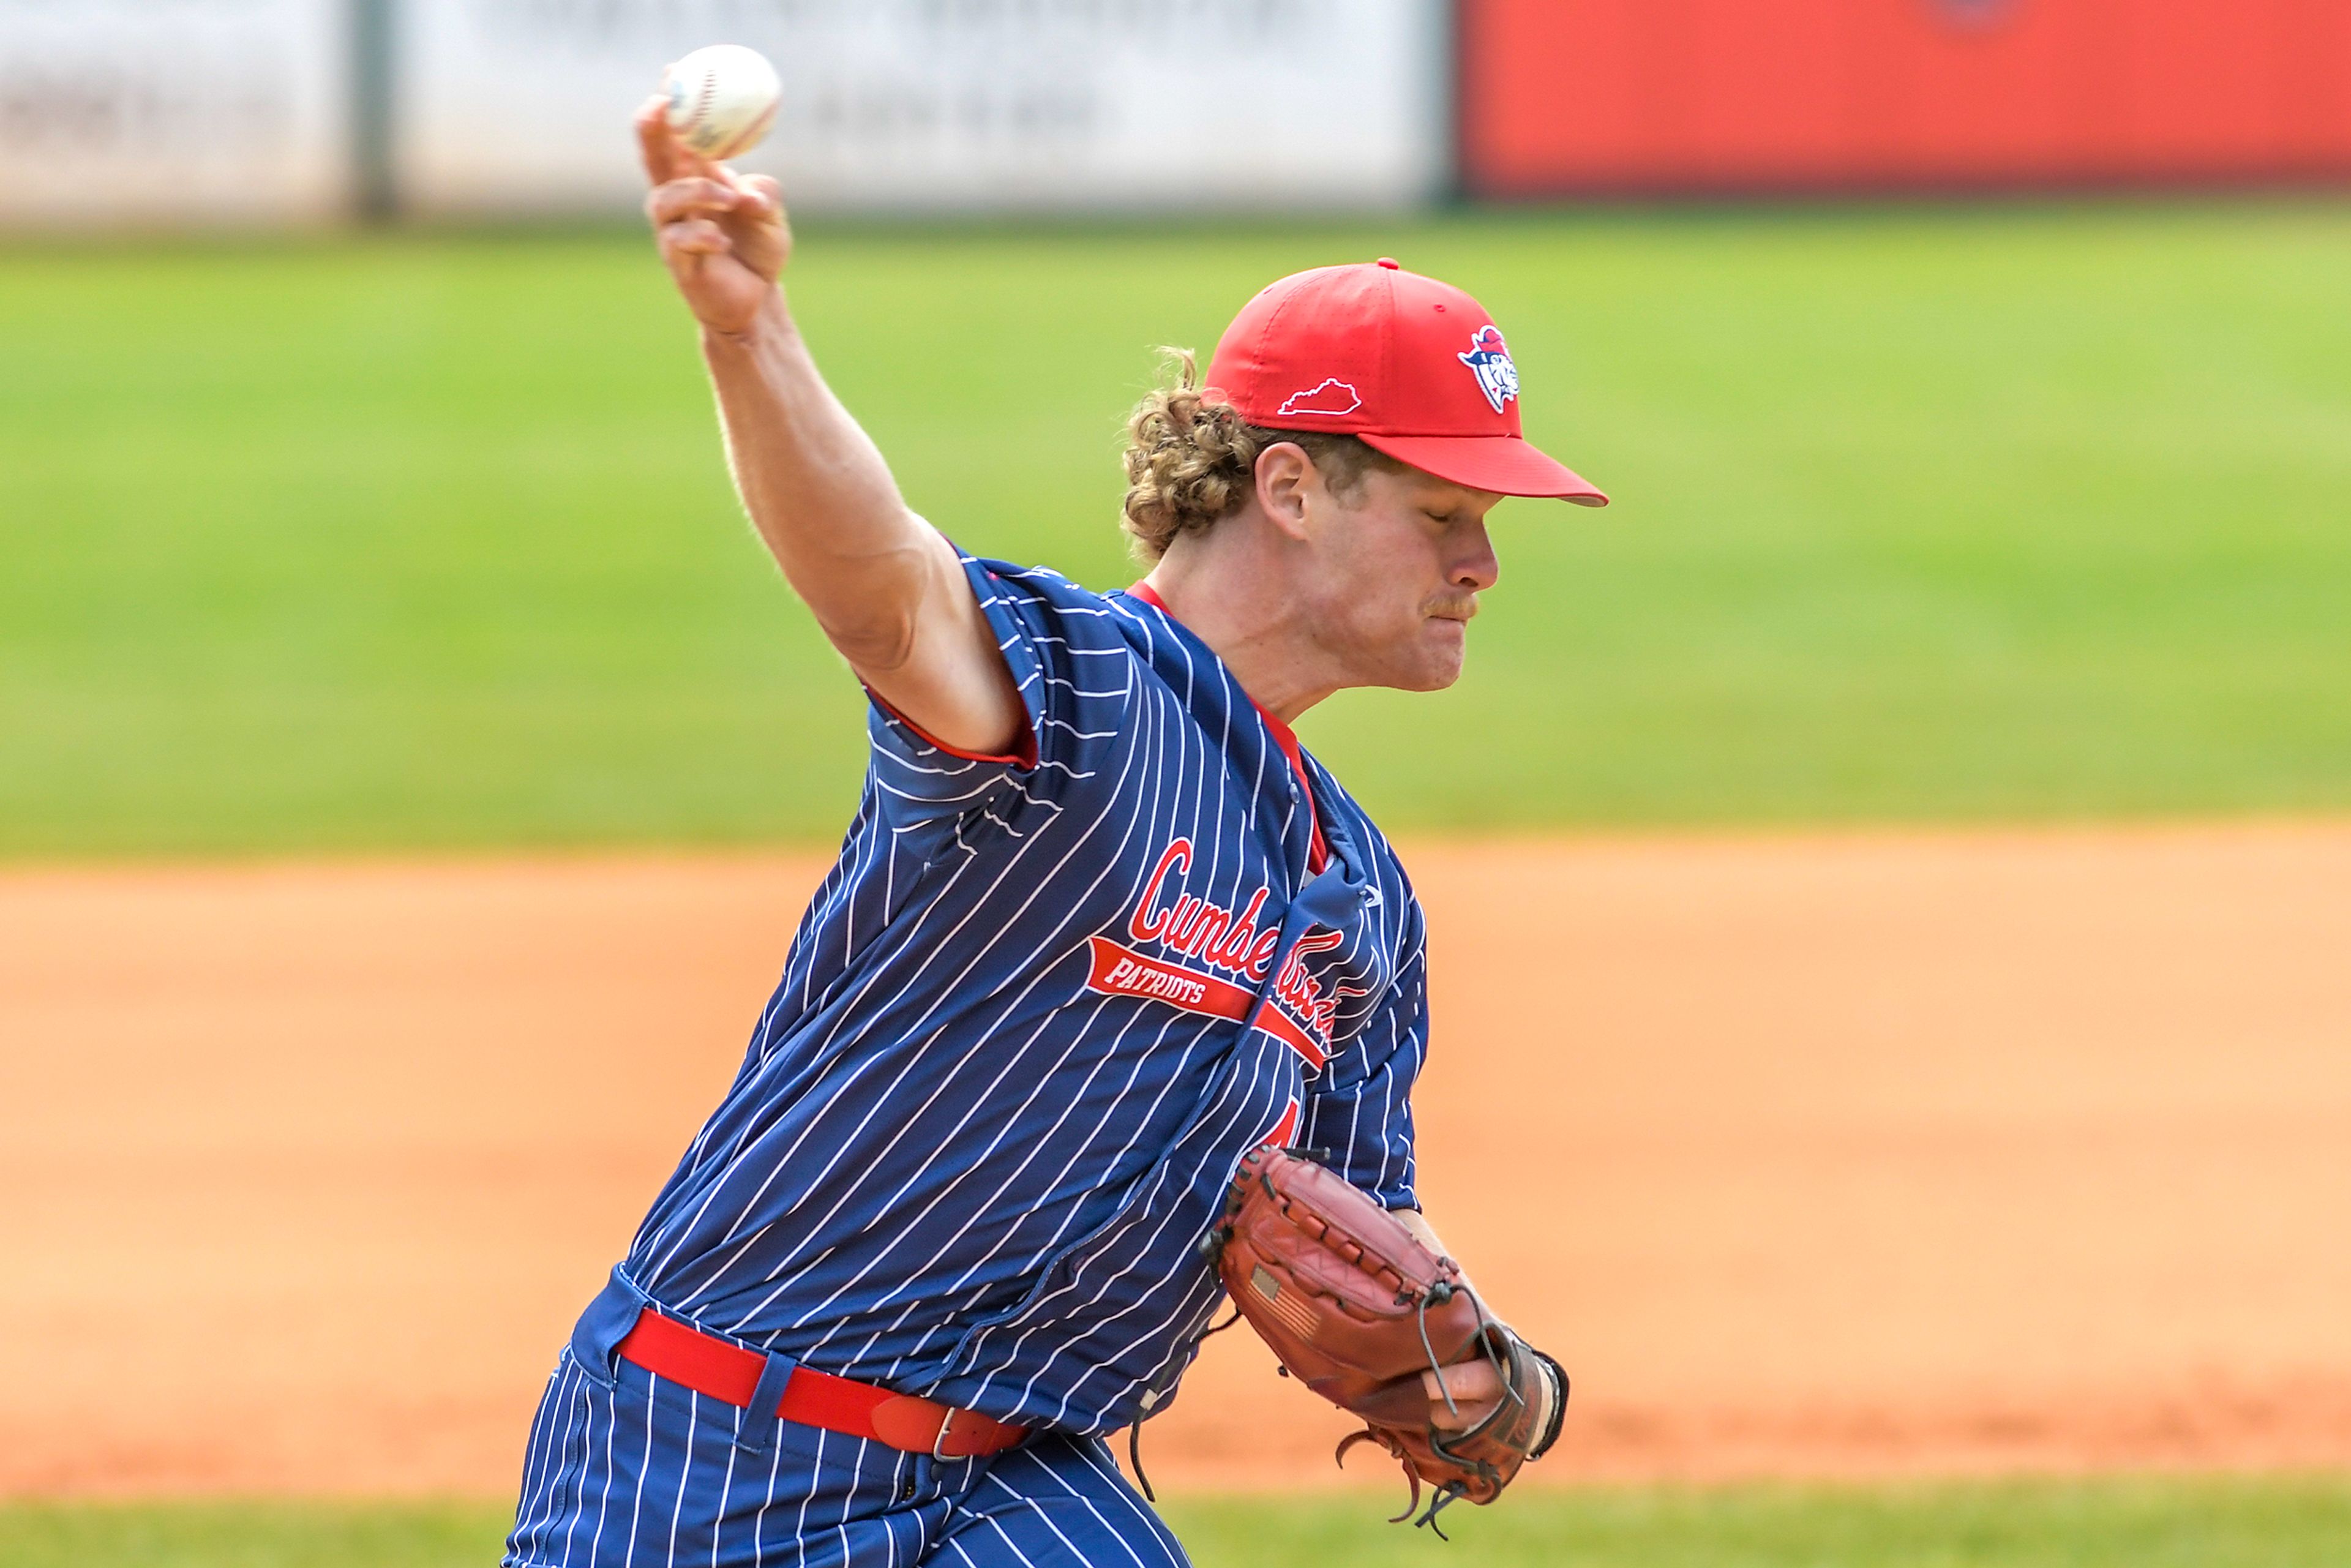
top-left (615, 1308), bottom-right (1027, 1460)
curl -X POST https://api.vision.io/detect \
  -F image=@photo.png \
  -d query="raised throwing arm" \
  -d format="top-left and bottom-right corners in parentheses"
top-left (634, 99), bottom-right (1027, 758)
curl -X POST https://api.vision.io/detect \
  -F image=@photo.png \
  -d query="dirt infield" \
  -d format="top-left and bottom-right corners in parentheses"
top-left (5, 826), bottom-right (2350, 1498)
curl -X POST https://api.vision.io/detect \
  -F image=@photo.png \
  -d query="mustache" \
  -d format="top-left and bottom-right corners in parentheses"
top-left (1423, 594), bottom-right (1480, 621)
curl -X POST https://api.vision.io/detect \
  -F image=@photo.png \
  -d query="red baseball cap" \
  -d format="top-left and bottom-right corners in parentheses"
top-left (1203, 258), bottom-right (1607, 506)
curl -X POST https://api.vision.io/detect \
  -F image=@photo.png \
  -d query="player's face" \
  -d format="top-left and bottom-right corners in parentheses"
top-left (1299, 463), bottom-right (1503, 693)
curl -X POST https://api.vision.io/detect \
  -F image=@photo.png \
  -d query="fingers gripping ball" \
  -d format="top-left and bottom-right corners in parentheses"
top-left (661, 44), bottom-right (781, 161)
top-left (1206, 1147), bottom-right (1569, 1533)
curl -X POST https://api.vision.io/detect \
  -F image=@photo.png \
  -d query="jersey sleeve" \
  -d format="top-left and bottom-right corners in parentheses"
top-left (864, 549), bottom-right (1134, 839)
top-left (1299, 929), bottom-right (1428, 1212)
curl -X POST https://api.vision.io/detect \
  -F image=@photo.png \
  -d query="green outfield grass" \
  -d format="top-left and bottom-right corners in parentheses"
top-left (7, 1478), bottom-right (2351, 1567)
top-left (3, 204), bottom-right (2347, 855)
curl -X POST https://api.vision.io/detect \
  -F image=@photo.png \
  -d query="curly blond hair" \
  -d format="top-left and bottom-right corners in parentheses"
top-left (1119, 350), bottom-right (1401, 561)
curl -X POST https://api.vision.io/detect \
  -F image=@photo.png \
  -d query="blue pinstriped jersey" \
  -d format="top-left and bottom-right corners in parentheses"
top-left (612, 553), bottom-right (1427, 1437)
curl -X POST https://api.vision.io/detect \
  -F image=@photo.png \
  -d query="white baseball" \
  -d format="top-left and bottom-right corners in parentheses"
top-left (661, 45), bottom-right (781, 162)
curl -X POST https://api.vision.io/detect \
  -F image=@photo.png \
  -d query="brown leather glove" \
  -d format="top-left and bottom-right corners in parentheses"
top-left (1204, 1145), bottom-right (1567, 1532)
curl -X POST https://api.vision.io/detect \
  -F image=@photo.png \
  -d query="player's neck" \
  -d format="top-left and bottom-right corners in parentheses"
top-left (1139, 524), bottom-right (1344, 724)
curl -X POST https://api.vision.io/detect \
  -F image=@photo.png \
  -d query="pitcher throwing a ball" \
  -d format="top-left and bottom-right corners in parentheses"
top-left (503, 94), bottom-right (1606, 1567)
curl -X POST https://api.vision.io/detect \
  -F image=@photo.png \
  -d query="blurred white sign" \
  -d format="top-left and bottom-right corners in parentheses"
top-left (0, 0), bottom-right (348, 223)
top-left (398, 0), bottom-right (1449, 214)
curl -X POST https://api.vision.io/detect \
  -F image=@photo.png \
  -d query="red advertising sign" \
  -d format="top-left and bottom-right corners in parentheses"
top-left (1459, 0), bottom-right (2351, 195)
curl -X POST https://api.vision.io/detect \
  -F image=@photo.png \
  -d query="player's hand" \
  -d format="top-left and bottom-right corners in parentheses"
top-left (1422, 1354), bottom-right (1556, 1436)
top-left (637, 96), bottom-right (789, 337)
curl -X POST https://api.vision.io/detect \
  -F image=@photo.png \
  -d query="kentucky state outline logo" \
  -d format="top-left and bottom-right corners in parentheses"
top-left (1277, 378), bottom-right (1363, 418)
top-left (1458, 325), bottom-right (1520, 414)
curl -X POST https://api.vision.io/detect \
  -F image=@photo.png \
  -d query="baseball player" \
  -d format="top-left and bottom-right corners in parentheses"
top-left (503, 102), bottom-right (1605, 1567)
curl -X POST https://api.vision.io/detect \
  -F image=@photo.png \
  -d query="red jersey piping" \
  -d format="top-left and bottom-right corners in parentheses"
top-left (864, 686), bottom-right (1038, 770)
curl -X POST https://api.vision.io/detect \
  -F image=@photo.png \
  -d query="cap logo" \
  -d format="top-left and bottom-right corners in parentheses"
top-left (1276, 378), bottom-right (1362, 418)
top-left (1458, 326), bottom-right (1519, 415)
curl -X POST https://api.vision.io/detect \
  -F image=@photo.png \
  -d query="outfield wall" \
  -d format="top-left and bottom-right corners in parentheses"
top-left (5, 0), bottom-right (2351, 226)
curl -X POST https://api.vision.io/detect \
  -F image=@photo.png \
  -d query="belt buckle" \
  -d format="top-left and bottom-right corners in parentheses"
top-left (930, 1405), bottom-right (961, 1462)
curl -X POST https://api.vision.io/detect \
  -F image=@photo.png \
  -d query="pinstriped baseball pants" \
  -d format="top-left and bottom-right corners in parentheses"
top-left (504, 1349), bottom-right (1189, 1567)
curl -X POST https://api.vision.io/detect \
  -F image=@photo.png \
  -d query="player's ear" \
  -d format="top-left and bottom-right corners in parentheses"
top-left (1254, 442), bottom-right (1316, 542)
